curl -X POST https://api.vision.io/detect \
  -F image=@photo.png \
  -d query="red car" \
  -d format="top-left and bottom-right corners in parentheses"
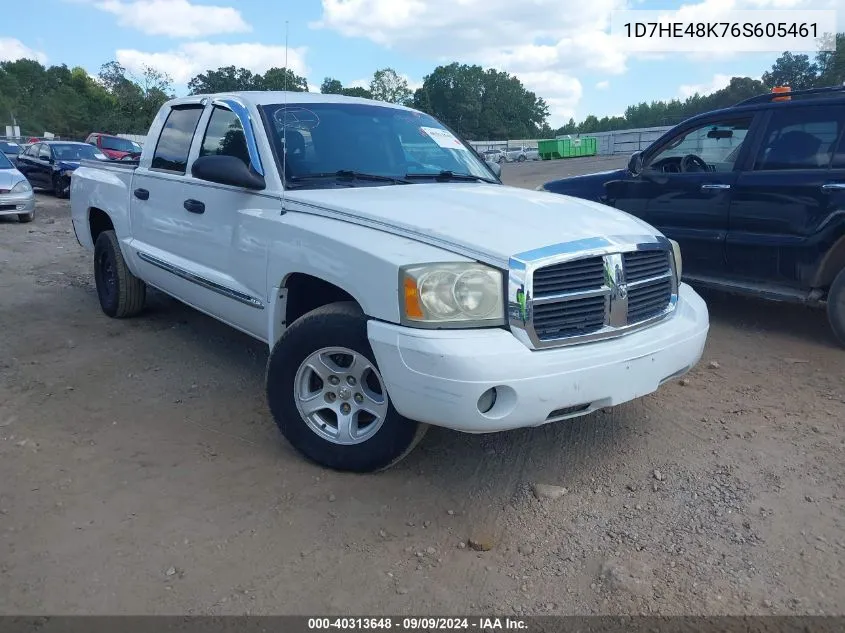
top-left (84, 133), bottom-right (142, 161)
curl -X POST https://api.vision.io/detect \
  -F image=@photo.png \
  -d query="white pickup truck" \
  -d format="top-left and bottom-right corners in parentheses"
top-left (70, 92), bottom-right (709, 472)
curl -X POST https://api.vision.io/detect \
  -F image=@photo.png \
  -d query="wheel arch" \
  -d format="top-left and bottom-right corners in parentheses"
top-left (88, 206), bottom-right (115, 245)
top-left (813, 233), bottom-right (845, 290)
top-left (268, 272), bottom-right (367, 346)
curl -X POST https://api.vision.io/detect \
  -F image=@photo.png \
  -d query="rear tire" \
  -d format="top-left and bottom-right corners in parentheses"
top-left (94, 230), bottom-right (146, 318)
top-left (266, 301), bottom-right (428, 472)
top-left (827, 267), bottom-right (845, 347)
top-left (18, 212), bottom-right (33, 223)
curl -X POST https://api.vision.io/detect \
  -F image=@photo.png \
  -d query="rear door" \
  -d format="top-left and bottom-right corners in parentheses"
top-left (634, 113), bottom-right (756, 277)
top-left (726, 103), bottom-right (845, 288)
top-left (15, 143), bottom-right (39, 183)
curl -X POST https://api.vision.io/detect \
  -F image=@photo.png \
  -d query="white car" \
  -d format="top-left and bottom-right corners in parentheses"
top-left (481, 148), bottom-right (507, 163)
top-left (505, 146), bottom-right (539, 162)
top-left (0, 151), bottom-right (35, 223)
top-left (69, 92), bottom-right (709, 472)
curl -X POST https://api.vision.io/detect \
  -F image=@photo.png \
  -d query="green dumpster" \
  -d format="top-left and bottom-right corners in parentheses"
top-left (538, 136), bottom-right (597, 160)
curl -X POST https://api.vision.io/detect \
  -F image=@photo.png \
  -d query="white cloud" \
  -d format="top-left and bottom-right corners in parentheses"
top-left (116, 42), bottom-right (308, 85)
top-left (92, 0), bottom-right (251, 38)
top-left (313, 0), bottom-right (842, 127)
top-left (678, 73), bottom-right (732, 99)
top-left (0, 38), bottom-right (47, 64)
top-left (596, 80), bottom-right (610, 90)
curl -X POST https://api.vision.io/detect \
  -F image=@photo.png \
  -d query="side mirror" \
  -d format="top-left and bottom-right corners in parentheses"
top-left (628, 151), bottom-right (643, 176)
top-left (191, 155), bottom-right (266, 190)
top-left (486, 160), bottom-right (502, 179)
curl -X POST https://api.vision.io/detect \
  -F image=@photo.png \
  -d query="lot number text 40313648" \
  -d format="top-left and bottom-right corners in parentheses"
top-left (307, 617), bottom-right (528, 630)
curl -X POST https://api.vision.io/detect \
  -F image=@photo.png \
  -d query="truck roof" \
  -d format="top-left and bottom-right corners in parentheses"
top-left (164, 91), bottom-right (416, 111)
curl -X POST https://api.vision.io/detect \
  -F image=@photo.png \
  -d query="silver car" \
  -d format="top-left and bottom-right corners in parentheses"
top-left (0, 151), bottom-right (35, 223)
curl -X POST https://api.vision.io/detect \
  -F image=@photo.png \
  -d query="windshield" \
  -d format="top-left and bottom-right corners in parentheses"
top-left (0, 141), bottom-right (20, 155)
top-left (100, 136), bottom-right (141, 152)
top-left (260, 102), bottom-right (497, 185)
top-left (0, 152), bottom-right (13, 169)
top-left (52, 144), bottom-right (100, 161)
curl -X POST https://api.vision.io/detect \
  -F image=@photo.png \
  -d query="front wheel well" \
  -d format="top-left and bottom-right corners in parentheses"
top-left (88, 207), bottom-right (114, 244)
top-left (283, 273), bottom-right (358, 327)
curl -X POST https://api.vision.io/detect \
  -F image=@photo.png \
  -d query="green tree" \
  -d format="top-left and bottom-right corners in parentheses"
top-left (762, 52), bottom-right (818, 90)
top-left (412, 62), bottom-right (548, 139)
top-left (188, 66), bottom-right (258, 94)
top-left (320, 77), bottom-right (344, 94)
top-left (369, 68), bottom-right (412, 105)
top-left (815, 32), bottom-right (845, 86)
top-left (259, 67), bottom-right (308, 91)
top-left (320, 76), bottom-right (372, 98)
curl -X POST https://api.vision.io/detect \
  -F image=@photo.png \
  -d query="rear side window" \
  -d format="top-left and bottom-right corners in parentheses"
top-left (753, 105), bottom-right (844, 171)
top-left (198, 106), bottom-right (251, 168)
top-left (151, 106), bottom-right (204, 173)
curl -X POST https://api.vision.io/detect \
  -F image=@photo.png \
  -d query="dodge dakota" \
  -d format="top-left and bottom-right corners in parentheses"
top-left (69, 92), bottom-right (710, 472)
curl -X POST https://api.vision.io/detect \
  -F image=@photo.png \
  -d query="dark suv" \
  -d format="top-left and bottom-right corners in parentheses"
top-left (538, 85), bottom-right (845, 346)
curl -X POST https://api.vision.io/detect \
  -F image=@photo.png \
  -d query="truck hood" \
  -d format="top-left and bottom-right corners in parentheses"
top-left (542, 168), bottom-right (627, 197)
top-left (287, 183), bottom-right (658, 267)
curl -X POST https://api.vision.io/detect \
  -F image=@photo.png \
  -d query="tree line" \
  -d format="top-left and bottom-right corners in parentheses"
top-left (0, 32), bottom-right (841, 142)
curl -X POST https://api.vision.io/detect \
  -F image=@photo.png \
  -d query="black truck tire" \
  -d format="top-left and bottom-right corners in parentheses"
top-left (827, 267), bottom-right (845, 347)
top-left (94, 230), bottom-right (146, 318)
top-left (266, 301), bottom-right (428, 472)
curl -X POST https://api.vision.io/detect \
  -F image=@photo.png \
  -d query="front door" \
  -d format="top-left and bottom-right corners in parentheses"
top-left (726, 103), bottom-right (845, 288)
top-left (635, 114), bottom-right (755, 277)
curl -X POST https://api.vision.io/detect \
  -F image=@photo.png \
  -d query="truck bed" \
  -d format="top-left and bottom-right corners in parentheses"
top-left (78, 159), bottom-right (138, 171)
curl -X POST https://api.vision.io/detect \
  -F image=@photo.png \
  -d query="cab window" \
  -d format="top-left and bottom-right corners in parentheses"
top-left (645, 118), bottom-right (751, 173)
top-left (198, 106), bottom-right (251, 168)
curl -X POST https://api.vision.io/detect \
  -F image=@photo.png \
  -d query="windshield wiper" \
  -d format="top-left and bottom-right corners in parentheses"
top-left (404, 170), bottom-right (496, 183)
top-left (289, 170), bottom-right (411, 185)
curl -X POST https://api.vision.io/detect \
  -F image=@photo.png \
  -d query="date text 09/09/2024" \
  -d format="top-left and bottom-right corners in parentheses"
top-left (307, 617), bottom-right (528, 630)
top-left (622, 21), bottom-right (818, 39)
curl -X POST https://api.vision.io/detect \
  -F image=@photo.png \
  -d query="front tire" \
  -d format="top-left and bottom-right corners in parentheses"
top-left (827, 267), bottom-right (845, 347)
top-left (94, 230), bottom-right (146, 318)
top-left (18, 212), bottom-right (33, 223)
top-left (266, 301), bottom-right (428, 472)
top-left (517, 155), bottom-right (526, 162)
top-left (53, 174), bottom-right (69, 199)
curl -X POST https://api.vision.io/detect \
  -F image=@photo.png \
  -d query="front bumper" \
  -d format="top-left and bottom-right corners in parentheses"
top-left (368, 283), bottom-right (709, 433)
top-left (0, 191), bottom-right (35, 216)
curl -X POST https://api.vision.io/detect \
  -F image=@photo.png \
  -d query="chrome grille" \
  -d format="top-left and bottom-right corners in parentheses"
top-left (532, 256), bottom-right (605, 297)
top-left (533, 294), bottom-right (606, 339)
top-left (624, 250), bottom-right (670, 282)
top-left (508, 238), bottom-right (679, 350)
top-left (628, 277), bottom-right (672, 322)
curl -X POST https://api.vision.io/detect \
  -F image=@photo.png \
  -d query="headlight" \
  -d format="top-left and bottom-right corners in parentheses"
top-left (669, 239), bottom-right (682, 280)
top-left (534, 184), bottom-right (546, 191)
top-left (10, 180), bottom-right (32, 194)
top-left (400, 263), bottom-right (505, 327)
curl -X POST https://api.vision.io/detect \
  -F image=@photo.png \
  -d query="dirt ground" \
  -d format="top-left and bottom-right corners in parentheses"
top-left (1, 157), bottom-right (843, 616)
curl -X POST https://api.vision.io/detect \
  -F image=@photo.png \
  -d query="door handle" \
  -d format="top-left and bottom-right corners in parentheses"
top-left (183, 199), bottom-right (205, 214)
top-left (821, 183), bottom-right (845, 191)
top-left (133, 188), bottom-right (149, 200)
top-left (700, 183), bottom-right (731, 191)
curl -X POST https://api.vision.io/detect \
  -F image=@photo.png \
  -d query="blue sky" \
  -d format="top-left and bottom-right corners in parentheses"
top-left (0, 0), bottom-right (840, 128)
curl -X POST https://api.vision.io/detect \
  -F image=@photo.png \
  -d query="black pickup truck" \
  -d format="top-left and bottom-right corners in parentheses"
top-left (539, 85), bottom-right (845, 346)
